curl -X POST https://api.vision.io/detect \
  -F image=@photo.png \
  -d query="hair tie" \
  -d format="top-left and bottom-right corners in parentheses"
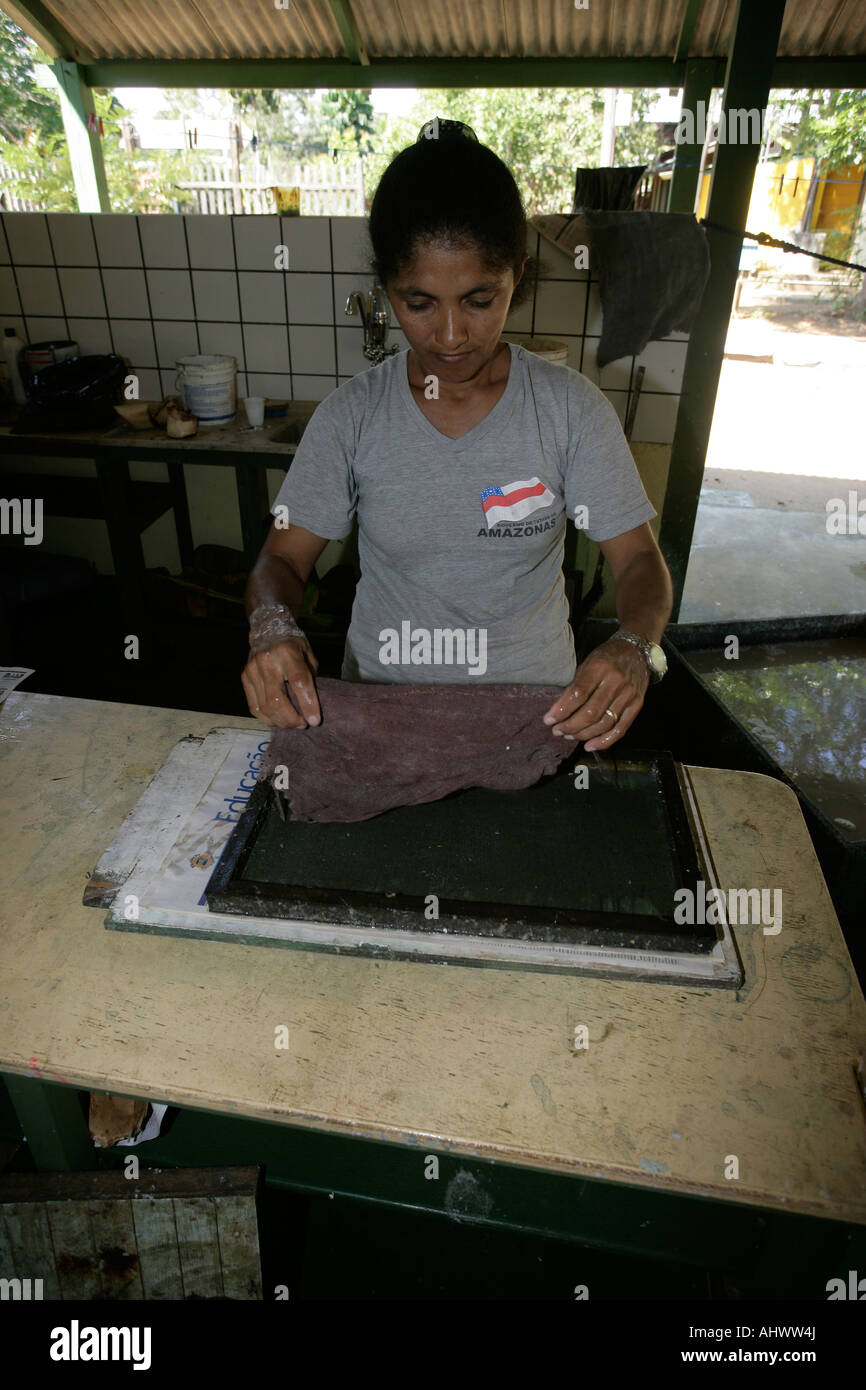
top-left (416, 117), bottom-right (479, 144)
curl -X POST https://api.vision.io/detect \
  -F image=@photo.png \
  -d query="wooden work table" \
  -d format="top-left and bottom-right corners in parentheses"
top-left (0, 405), bottom-right (314, 606)
top-left (0, 404), bottom-right (314, 457)
top-left (1, 693), bottom-right (865, 1278)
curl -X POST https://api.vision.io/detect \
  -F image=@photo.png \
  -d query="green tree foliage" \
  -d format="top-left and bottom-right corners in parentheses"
top-left (362, 88), bottom-right (606, 215)
top-left (0, 13), bottom-right (63, 144)
top-left (612, 89), bottom-right (669, 167)
top-left (0, 21), bottom-right (190, 211)
top-left (1, 90), bottom-right (192, 212)
top-left (320, 89), bottom-right (376, 154)
top-left (360, 88), bottom-right (667, 215)
top-left (771, 89), bottom-right (866, 166)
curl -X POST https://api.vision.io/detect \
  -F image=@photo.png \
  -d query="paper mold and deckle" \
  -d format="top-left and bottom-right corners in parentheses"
top-left (85, 728), bottom-right (743, 986)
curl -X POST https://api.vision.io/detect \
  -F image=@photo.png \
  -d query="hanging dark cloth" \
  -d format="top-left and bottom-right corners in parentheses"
top-left (573, 165), bottom-right (646, 212)
top-left (534, 211), bottom-right (710, 367)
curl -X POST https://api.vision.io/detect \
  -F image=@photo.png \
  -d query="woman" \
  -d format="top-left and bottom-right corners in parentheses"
top-left (242, 120), bottom-right (672, 753)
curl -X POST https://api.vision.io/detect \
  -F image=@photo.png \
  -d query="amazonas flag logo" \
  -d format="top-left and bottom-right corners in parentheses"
top-left (481, 477), bottom-right (555, 528)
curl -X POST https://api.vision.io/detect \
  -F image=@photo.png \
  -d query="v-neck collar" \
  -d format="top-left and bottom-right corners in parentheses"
top-left (397, 341), bottom-right (520, 449)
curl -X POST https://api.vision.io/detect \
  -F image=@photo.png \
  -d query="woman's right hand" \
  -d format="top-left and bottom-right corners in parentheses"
top-left (241, 637), bottom-right (322, 729)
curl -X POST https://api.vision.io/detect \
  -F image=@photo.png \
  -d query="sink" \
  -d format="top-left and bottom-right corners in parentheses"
top-left (268, 417), bottom-right (307, 444)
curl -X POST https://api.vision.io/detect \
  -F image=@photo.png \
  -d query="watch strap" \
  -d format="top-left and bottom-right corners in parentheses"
top-left (610, 629), bottom-right (666, 681)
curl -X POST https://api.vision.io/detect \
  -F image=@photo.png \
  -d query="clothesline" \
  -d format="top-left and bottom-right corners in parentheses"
top-left (700, 218), bottom-right (866, 274)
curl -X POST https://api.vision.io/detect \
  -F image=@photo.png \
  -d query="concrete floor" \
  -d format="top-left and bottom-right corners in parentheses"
top-left (680, 319), bottom-right (866, 621)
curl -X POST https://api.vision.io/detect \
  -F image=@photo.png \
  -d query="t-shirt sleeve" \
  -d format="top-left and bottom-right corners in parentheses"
top-left (563, 375), bottom-right (657, 543)
top-left (270, 389), bottom-right (358, 539)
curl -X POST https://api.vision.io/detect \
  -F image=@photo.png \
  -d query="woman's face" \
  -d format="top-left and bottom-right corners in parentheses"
top-left (386, 239), bottom-right (524, 383)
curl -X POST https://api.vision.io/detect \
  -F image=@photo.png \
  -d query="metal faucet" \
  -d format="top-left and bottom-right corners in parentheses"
top-left (344, 287), bottom-right (398, 364)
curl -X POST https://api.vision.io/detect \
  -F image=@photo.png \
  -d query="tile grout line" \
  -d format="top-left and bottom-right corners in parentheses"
top-left (131, 216), bottom-right (162, 395)
top-left (0, 215), bottom-right (28, 329)
top-left (281, 216), bottom-right (294, 400)
top-left (229, 215), bottom-right (248, 399)
top-left (87, 214), bottom-right (116, 358)
top-left (179, 216), bottom-right (201, 356)
top-left (41, 213), bottom-right (71, 346)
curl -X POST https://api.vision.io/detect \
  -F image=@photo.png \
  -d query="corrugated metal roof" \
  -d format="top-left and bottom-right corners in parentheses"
top-left (7, 0), bottom-right (866, 64)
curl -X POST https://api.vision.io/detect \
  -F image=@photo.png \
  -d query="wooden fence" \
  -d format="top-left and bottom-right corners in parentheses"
top-left (0, 158), bottom-right (365, 216)
top-left (0, 162), bottom-right (41, 211)
top-left (177, 158), bottom-right (365, 216)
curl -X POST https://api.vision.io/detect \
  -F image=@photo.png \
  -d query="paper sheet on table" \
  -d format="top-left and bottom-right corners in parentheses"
top-left (0, 667), bottom-right (34, 702)
top-left (142, 731), bottom-right (269, 912)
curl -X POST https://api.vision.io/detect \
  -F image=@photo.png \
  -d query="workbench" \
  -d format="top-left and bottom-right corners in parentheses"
top-left (1, 692), bottom-right (864, 1297)
top-left (0, 407), bottom-right (311, 615)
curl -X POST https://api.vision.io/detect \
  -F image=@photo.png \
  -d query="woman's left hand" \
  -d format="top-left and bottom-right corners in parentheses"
top-left (542, 637), bottom-right (650, 751)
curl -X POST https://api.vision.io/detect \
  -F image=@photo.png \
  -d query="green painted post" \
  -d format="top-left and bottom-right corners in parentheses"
top-left (659, 0), bottom-right (787, 613)
top-left (668, 60), bottom-right (715, 215)
top-left (52, 59), bottom-right (111, 212)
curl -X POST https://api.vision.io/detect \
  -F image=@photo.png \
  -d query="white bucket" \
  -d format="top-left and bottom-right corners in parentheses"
top-left (175, 354), bottom-right (236, 426)
top-left (517, 337), bottom-right (569, 366)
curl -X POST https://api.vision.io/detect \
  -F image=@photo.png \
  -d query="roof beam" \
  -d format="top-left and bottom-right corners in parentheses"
top-left (1, 0), bottom-right (76, 59)
top-left (77, 55), bottom-right (866, 92)
top-left (771, 57), bottom-right (866, 86)
top-left (328, 0), bottom-right (369, 66)
top-left (675, 0), bottom-right (703, 64)
top-left (82, 57), bottom-right (725, 89)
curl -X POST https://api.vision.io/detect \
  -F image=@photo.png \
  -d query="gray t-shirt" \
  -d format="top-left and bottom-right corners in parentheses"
top-left (271, 342), bottom-right (656, 685)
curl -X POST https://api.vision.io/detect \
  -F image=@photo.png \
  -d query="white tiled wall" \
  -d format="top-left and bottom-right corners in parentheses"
top-left (0, 212), bottom-right (410, 406)
top-left (0, 212), bottom-right (687, 577)
top-left (0, 213), bottom-right (687, 437)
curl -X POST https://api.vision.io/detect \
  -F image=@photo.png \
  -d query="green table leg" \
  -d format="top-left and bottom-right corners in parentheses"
top-left (2, 1076), bottom-right (94, 1172)
top-left (167, 460), bottom-right (195, 568)
top-left (94, 450), bottom-right (146, 625)
top-left (235, 460), bottom-right (270, 570)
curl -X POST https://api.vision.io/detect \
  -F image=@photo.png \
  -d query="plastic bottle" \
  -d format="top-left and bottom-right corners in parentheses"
top-left (3, 328), bottom-right (28, 404)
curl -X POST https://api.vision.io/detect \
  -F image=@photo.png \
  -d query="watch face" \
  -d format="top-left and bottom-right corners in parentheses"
top-left (648, 644), bottom-right (667, 675)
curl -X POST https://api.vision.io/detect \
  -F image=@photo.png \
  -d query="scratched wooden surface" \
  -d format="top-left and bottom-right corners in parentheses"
top-left (0, 693), bottom-right (864, 1224)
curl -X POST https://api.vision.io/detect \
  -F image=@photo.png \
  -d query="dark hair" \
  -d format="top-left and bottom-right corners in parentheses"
top-left (369, 119), bottom-right (533, 306)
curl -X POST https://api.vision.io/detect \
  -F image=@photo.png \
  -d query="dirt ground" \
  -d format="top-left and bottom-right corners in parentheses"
top-left (735, 280), bottom-right (866, 339)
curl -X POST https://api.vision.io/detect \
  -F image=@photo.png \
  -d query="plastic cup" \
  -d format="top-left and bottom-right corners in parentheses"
top-left (243, 396), bottom-right (265, 428)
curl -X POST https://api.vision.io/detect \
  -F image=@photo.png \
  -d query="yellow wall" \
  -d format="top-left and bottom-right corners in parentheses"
top-left (696, 157), bottom-right (864, 254)
top-left (810, 163), bottom-right (865, 234)
top-left (749, 157), bottom-right (814, 234)
top-left (696, 169), bottom-right (711, 221)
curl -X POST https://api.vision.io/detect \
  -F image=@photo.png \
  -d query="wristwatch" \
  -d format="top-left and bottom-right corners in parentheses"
top-left (610, 628), bottom-right (668, 682)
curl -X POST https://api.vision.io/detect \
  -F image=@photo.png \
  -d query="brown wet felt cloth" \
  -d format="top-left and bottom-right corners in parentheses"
top-left (262, 678), bottom-right (575, 822)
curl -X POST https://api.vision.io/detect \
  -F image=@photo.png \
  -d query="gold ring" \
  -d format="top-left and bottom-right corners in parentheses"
top-left (605, 707), bottom-right (619, 726)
